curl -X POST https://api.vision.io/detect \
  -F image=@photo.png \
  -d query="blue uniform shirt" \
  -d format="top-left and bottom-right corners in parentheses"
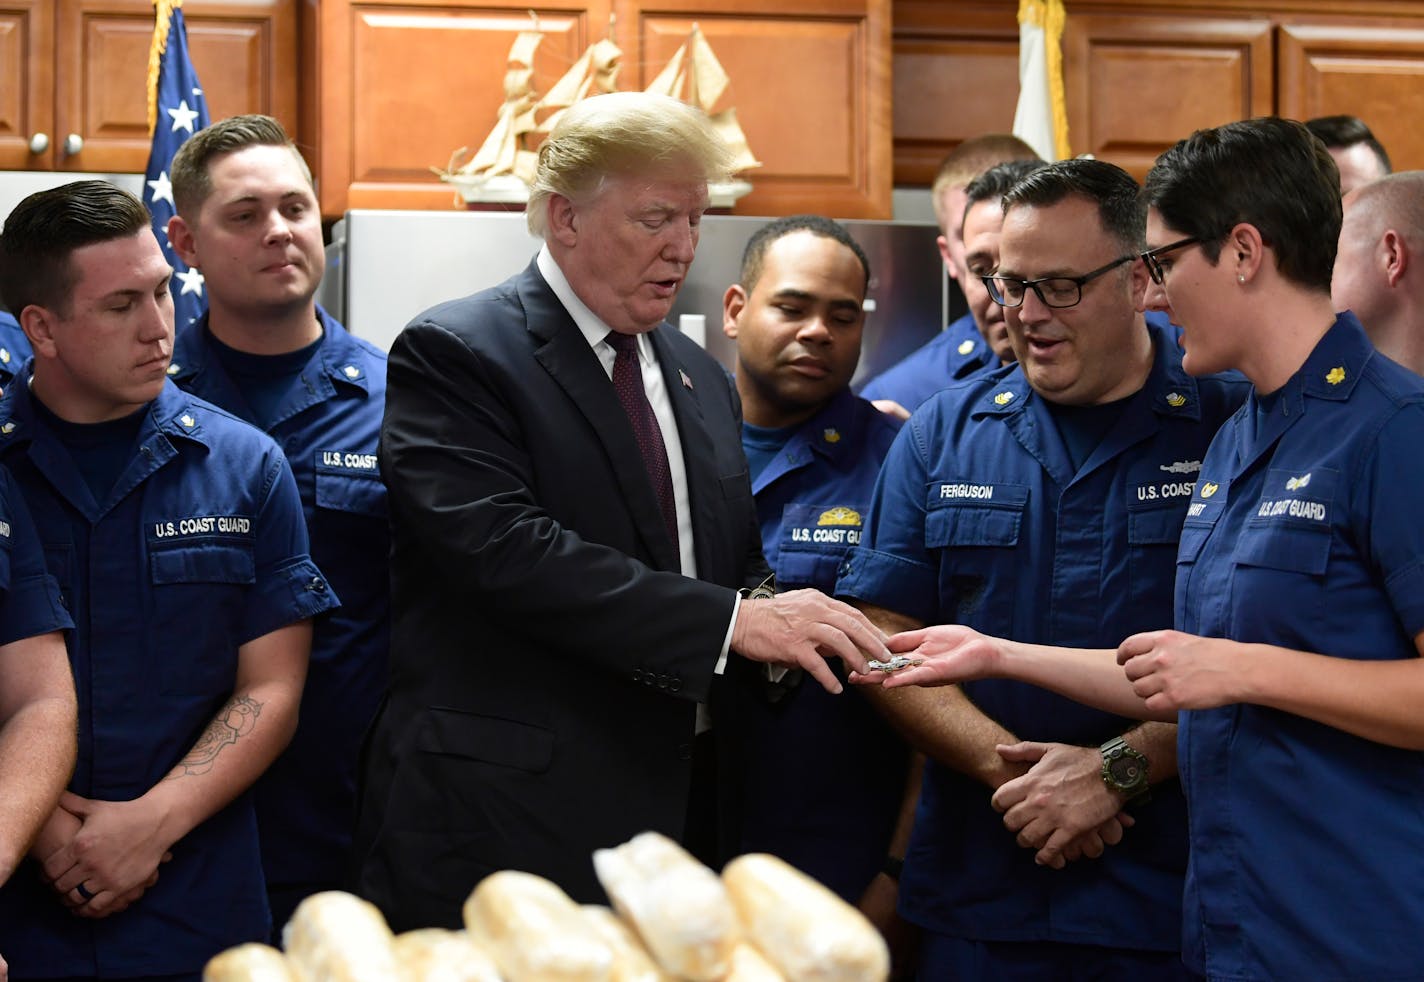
top-left (0, 311), bottom-right (32, 397)
top-left (170, 307), bottom-right (389, 902)
top-left (0, 464), bottom-right (70, 644)
top-left (733, 389), bottom-right (904, 901)
top-left (0, 375), bottom-right (338, 978)
top-left (837, 318), bottom-right (1247, 950)
top-left (859, 313), bottom-right (998, 411)
top-left (1175, 313), bottom-right (1424, 981)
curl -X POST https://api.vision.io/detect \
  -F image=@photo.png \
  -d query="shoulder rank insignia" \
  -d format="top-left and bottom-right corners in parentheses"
top-left (179, 413), bottom-right (196, 429)
top-left (1200, 481), bottom-right (1219, 498)
top-left (822, 428), bottom-right (841, 444)
top-left (342, 364), bottom-right (361, 379)
top-left (1286, 472), bottom-right (1311, 491)
top-left (993, 391), bottom-right (1015, 406)
top-left (957, 339), bottom-right (975, 356)
top-left (0, 422), bottom-right (13, 435)
top-left (166, 363), bottom-right (181, 375)
top-left (0, 348), bottom-right (10, 364)
top-left (1166, 392), bottom-right (1187, 407)
top-left (1326, 366), bottom-right (1346, 385)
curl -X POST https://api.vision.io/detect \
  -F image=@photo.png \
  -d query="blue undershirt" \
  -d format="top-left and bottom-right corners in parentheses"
top-left (1045, 393), bottom-right (1137, 472)
top-left (31, 396), bottom-right (147, 505)
top-left (742, 420), bottom-right (800, 483)
top-left (208, 331), bottom-right (323, 430)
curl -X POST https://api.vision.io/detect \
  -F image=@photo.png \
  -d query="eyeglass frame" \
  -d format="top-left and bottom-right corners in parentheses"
top-left (1139, 236), bottom-right (1201, 285)
top-left (980, 254), bottom-right (1138, 310)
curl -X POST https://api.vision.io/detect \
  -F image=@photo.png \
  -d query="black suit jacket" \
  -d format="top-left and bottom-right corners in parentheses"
top-left (353, 259), bottom-right (767, 928)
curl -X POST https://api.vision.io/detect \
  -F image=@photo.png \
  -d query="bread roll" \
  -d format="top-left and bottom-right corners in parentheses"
top-left (592, 832), bottom-right (737, 981)
top-left (722, 854), bottom-right (889, 982)
top-left (721, 944), bottom-right (785, 982)
top-left (203, 943), bottom-right (297, 982)
top-left (580, 906), bottom-right (671, 982)
top-left (392, 928), bottom-right (502, 982)
top-left (282, 890), bottom-right (401, 982)
top-left (463, 870), bottom-right (613, 982)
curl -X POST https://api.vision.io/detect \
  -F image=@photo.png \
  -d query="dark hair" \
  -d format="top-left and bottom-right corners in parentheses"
top-left (962, 159), bottom-right (1049, 226)
top-left (170, 114), bottom-right (311, 216)
top-left (1145, 117), bottom-right (1340, 292)
top-left (1001, 157), bottom-right (1146, 252)
top-left (1305, 114), bottom-right (1392, 174)
top-left (0, 180), bottom-right (151, 315)
top-left (739, 214), bottom-right (871, 295)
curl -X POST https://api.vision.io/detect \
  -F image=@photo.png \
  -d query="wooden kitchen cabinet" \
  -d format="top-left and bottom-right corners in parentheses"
top-left (0, 0), bottom-right (296, 172)
top-left (302, 0), bottom-right (892, 219)
top-left (893, 0), bottom-right (1424, 185)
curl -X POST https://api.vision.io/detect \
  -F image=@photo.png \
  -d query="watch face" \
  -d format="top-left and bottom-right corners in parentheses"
top-left (1108, 754), bottom-right (1145, 788)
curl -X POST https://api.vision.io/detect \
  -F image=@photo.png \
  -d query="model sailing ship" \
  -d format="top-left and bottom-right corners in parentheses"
top-left (440, 21), bottom-right (759, 207)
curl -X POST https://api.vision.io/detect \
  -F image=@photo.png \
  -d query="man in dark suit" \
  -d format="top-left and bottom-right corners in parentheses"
top-left (353, 91), bottom-right (889, 930)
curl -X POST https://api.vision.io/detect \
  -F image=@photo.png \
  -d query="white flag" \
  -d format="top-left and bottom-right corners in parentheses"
top-left (1012, 0), bottom-right (1070, 161)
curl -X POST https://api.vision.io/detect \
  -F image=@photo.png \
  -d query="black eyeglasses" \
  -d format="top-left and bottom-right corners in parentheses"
top-left (982, 255), bottom-right (1136, 310)
top-left (1140, 237), bottom-right (1201, 285)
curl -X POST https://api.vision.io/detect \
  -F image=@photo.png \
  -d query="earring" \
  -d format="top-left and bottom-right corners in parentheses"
top-left (1237, 274), bottom-right (1245, 284)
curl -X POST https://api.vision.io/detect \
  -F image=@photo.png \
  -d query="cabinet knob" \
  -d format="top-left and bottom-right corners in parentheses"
top-left (28, 133), bottom-right (49, 154)
top-left (63, 133), bottom-right (84, 156)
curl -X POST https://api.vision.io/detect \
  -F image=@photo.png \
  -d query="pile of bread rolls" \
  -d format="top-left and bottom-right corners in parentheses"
top-left (203, 832), bottom-right (890, 982)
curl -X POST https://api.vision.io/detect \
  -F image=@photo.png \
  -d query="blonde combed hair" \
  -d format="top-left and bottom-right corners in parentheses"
top-left (527, 92), bottom-right (735, 237)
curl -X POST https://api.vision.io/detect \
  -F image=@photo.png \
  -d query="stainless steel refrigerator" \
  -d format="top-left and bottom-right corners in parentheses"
top-left (321, 209), bottom-right (953, 388)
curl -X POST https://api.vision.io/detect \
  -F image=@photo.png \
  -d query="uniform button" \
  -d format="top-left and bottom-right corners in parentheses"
top-left (838, 561), bottom-right (851, 576)
top-left (677, 742), bottom-right (693, 761)
top-left (305, 576), bottom-right (327, 593)
top-left (632, 668), bottom-right (644, 683)
top-left (670, 678), bottom-right (683, 693)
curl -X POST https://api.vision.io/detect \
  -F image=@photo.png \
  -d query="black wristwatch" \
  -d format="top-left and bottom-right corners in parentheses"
top-left (882, 855), bottom-right (905, 881)
top-left (1099, 735), bottom-right (1151, 806)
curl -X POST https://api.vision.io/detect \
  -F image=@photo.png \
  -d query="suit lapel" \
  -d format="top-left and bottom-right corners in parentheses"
top-left (522, 264), bottom-right (680, 571)
top-left (649, 328), bottom-right (719, 577)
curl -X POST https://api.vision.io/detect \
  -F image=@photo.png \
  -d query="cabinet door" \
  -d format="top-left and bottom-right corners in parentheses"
top-left (312, 1), bottom-right (607, 214)
top-left (52, 0), bottom-right (295, 173)
top-left (0, 0), bottom-right (54, 169)
top-left (891, 0), bottom-right (1020, 187)
top-left (309, 0), bottom-right (890, 219)
top-left (1278, 18), bottom-right (1424, 173)
top-left (632, 1), bottom-right (892, 218)
top-left (1062, 11), bottom-right (1273, 180)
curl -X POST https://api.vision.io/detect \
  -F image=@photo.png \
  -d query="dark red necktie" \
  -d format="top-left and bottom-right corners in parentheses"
top-left (606, 331), bottom-right (680, 555)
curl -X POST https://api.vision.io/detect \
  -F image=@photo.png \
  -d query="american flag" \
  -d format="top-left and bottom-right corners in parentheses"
top-left (144, 0), bottom-right (209, 329)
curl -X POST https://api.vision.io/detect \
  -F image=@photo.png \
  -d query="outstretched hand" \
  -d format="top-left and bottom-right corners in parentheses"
top-left (732, 589), bottom-right (889, 694)
top-left (850, 624), bottom-right (1003, 689)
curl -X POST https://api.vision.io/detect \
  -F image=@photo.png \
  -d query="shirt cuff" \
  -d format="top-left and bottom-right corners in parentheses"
top-left (834, 547), bottom-right (940, 625)
top-left (716, 592), bottom-right (741, 675)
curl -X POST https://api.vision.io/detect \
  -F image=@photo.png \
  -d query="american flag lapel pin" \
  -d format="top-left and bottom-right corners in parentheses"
top-left (680, 369), bottom-right (694, 390)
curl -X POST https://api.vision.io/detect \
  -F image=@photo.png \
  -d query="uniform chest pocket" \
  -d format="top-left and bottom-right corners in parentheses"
top-left (1125, 504), bottom-right (1190, 635)
top-left (1233, 525), bottom-right (1331, 575)
top-left (150, 540), bottom-right (253, 696)
top-left (315, 468), bottom-right (386, 518)
top-left (924, 485), bottom-right (1029, 549)
top-left (775, 502), bottom-right (864, 592)
top-left (923, 482), bottom-right (1028, 629)
top-left (150, 541), bottom-right (256, 584)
